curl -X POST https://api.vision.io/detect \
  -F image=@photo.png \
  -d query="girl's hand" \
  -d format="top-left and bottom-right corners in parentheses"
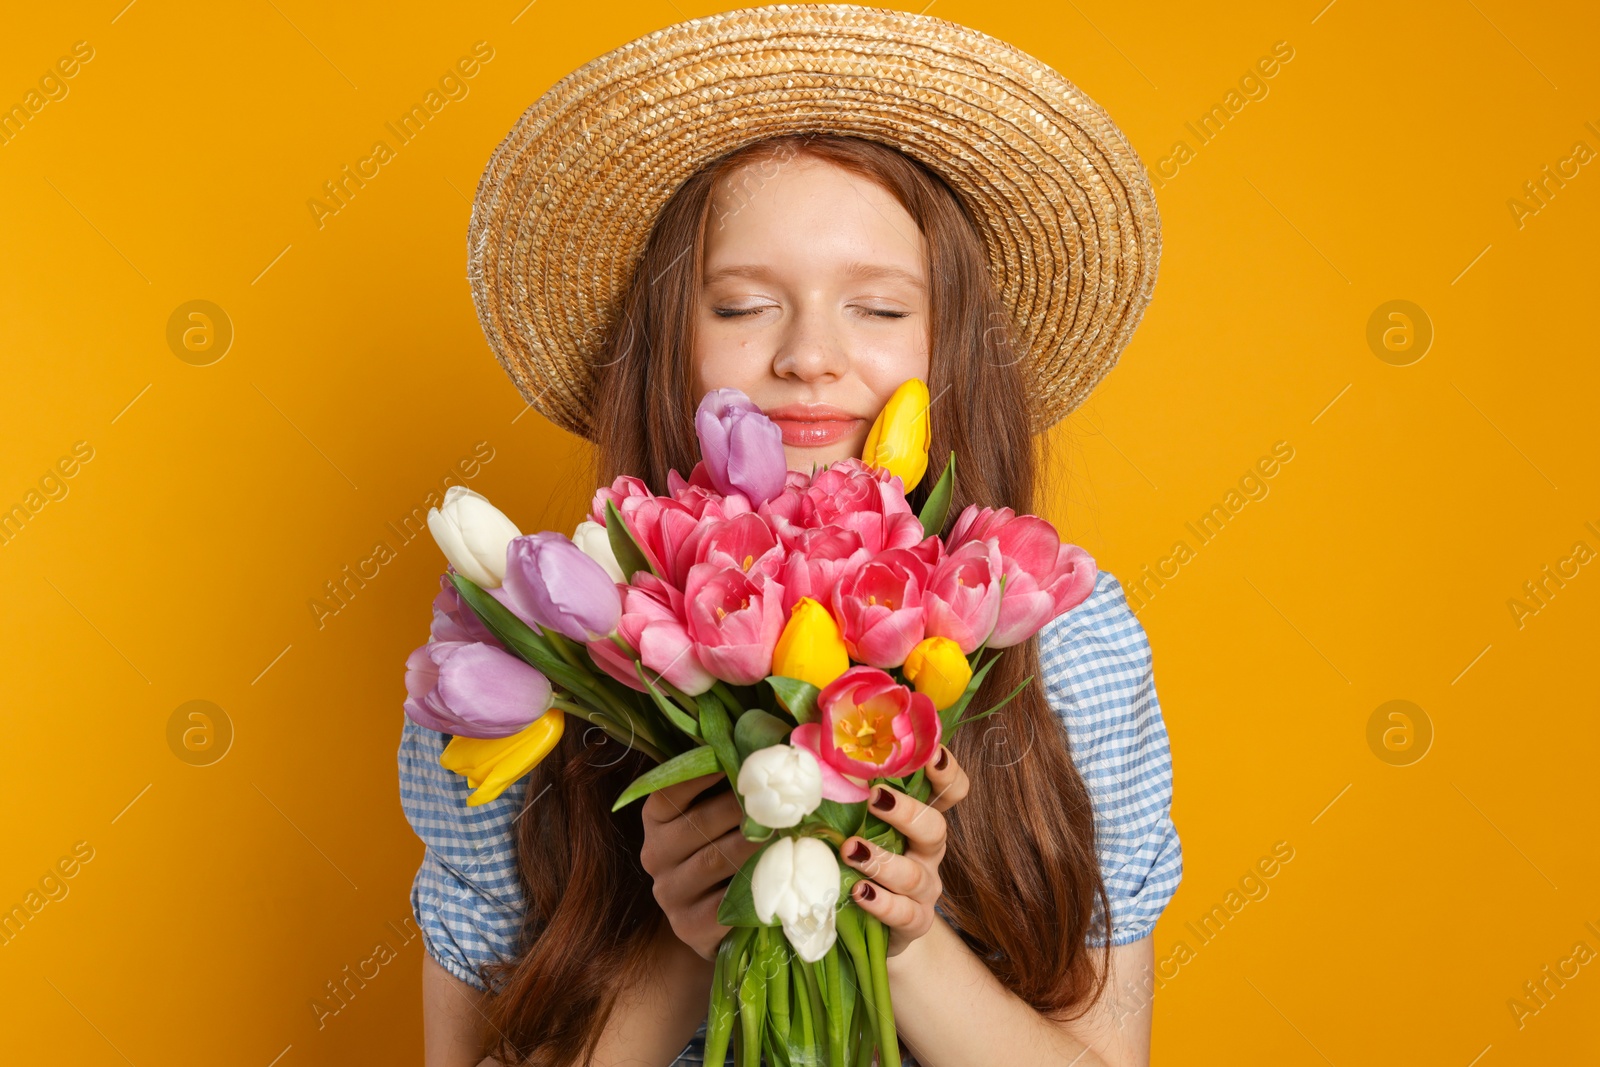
top-left (840, 743), bottom-right (969, 957)
top-left (639, 772), bottom-right (764, 961)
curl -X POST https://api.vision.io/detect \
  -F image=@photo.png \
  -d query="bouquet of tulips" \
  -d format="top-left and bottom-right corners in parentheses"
top-left (403, 378), bottom-right (1097, 1067)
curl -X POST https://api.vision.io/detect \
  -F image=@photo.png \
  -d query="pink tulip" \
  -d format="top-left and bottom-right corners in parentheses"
top-left (905, 533), bottom-right (945, 569)
top-left (616, 493), bottom-right (752, 587)
top-left (790, 665), bottom-right (941, 801)
top-left (693, 512), bottom-right (786, 582)
top-left (922, 538), bottom-right (1004, 653)
top-left (683, 561), bottom-right (787, 685)
top-left (947, 502), bottom-right (1012, 547)
top-left (949, 505), bottom-right (1098, 647)
top-left (403, 640), bottom-right (552, 738)
top-left (667, 462), bottom-right (761, 521)
top-left (830, 548), bottom-right (933, 668)
top-left (761, 457), bottom-right (924, 555)
top-left (610, 496), bottom-right (700, 586)
top-left (695, 388), bottom-right (788, 506)
top-left (604, 571), bottom-right (717, 695)
top-left (757, 484), bottom-right (811, 551)
top-left (777, 527), bottom-right (869, 617)
top-left (587, 630), bottom-right (651, 694)
top-left (500, 532), bottom-right (622, 642)
top-left (589, 474), bottom-right (653, 526)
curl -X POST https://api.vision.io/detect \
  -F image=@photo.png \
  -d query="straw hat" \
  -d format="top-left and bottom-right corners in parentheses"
top-left (467, 3), bottom-right (1160, 442)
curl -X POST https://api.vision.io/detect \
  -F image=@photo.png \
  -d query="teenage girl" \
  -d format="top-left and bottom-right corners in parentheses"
top-left (400, 131), bottom-right (1181, 1067)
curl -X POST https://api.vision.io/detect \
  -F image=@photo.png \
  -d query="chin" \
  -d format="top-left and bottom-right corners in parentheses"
top-left (783, 439), bottom-right (857, 474)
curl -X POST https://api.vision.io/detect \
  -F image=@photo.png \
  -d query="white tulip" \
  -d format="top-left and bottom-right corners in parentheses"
top-left (426, 486), bottom-right (522, 588)
top-left (572, 519), bottom-right (626, 585)
top-left (737, 744), bottom-right (823, 829)
top-left (751, 835), bottom-right (840, 963)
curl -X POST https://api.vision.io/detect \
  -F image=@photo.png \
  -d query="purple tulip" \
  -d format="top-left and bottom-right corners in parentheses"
top-left (500, 532), bottom-right (623, 642)
top-left (430, 574), bottom-right (501, 646)
top-left (695, 388), bottom-right (787, 506)
top-left (403, 640), bottom-right (552, 738)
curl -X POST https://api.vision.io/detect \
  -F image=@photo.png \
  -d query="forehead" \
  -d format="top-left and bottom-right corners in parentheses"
top-left (703, 155), bottom-right (926, 278)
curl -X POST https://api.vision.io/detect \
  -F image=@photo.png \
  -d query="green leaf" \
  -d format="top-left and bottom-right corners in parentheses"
top-left (734, 708), bottom-right (792, 760)
top-left (610, 745), bottom-right (719, 810)
top-left (604, 498), bottom-right (658, 582)
top-left (698, 692), bottom-right (743, 786)
top-left (917, 452), bottom-right (956, 539)
top-left (742, 815), bottom-right (775, 841)
top-left (938, 648), bottom-right (1004, 738)
top-left (952, 673), bottom-right (1033, 730)
top-left (904, 768), bottom-right (931, 805)
top-left (866, 826), bottom-right (904, 854)
top-left (766, 676), bottom-right (821, 725)
top-left (635, 662), bottom-right (703, 740)
top-left (813, 799), bottom-right (867, 840)
top-left (717, 838), bottom-right (781, 927)
top-left (448, 575), bottom-right (609, 694)
top-left (837, 864), bottom-right (867, 904)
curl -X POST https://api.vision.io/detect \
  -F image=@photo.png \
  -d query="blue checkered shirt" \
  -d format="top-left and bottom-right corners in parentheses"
top-left (397, 569), bottom-right (1182, 1064)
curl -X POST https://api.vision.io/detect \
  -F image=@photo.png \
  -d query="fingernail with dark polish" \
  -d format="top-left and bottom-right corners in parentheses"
top-left (871, 787), bottom-right (895, 812)
top-left (858, 882), bottom-right (876, 901)
top-left (848, 840), bottom-right (870, 863)
top-left (934, 746), bottom-right (949, 771)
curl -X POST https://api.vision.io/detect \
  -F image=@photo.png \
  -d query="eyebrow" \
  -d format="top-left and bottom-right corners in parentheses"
top-left (703, 261), bottom-right (927, 291)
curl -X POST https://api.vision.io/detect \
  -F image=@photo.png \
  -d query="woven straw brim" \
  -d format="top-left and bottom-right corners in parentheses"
top-left (468, 2), bottom-right (1160, 441)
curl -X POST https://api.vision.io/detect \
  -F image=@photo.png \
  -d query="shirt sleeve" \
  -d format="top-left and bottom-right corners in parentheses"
top-left (1038, 569), bottom-right (1183, 947)
top-left (396, 710), bottom-right (531, 992)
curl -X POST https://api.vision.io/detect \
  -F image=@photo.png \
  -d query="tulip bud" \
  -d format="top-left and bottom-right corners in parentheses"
top-left (501, 532), bottom-right (623, 642)
top-left (695, 388), bottom-right (788, 506)
top-left (403, 641), bottom-right (554, 738)
top-left (861, 378), bottom-right (930, 491)
top-left (901, 636), bottom-right (973, 711)
top-left (440, 707), bottom-right (565, 806)
top-left (572, 519), bottom-right (626, 584)
top-left (426, 486), bottom-right (523, 588)
top-left (771, 597), bottom-right (850, 691)
top-left (751, 836), bottom-right (841, 963)
top-left (736, 744), bottom-right (824, 828)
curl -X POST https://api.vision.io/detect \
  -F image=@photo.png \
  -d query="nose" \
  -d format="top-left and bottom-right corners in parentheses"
top-left (770, 307), bottom-right (849, 384)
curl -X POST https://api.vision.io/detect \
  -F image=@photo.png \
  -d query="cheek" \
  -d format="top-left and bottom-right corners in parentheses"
top-left (856, 326), bottom-right (932, 395)
top-left (691, 333), bottom-right (757, 395)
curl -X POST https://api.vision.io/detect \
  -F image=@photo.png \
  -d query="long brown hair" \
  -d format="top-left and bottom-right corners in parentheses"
top-left (481, 133), bottom-right (1112, 1065)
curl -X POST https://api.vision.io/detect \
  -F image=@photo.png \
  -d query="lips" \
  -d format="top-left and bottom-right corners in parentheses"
top-left (762, 405), bottom-right (864, 449)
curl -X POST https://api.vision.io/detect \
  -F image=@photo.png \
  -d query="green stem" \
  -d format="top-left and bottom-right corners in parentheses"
top-left (548, 696), bottom-right (666, 761)
top-left (545, 629), bottom-right (590, 673)
top-left (768, 936), bottom-right (791, 1045)
top-left (738, 929), bottom-right (769, 1067)
top-left (704, 931), bottom-right (738, 1067)
top-left (865, 916), bottom-right (899, 1067)
top-left (852, 979), bottom-right (873, 1067)
top-left (799, 957), bottom-right (826, 1066)
top-left (792, 950), bottom-right (815, 1054)
top-left (546, 630), bottom-right (670, 749)
top-left (824, 945), bottom-right (847, 1067)
top-left (712, 680), bottom-right (746, 720)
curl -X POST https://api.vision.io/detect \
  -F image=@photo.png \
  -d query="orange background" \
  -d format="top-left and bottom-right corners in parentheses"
top-left (2, 1), bottom-right (1596, 1064)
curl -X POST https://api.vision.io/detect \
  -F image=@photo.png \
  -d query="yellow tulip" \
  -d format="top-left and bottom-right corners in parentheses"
top-left (861, 378), bottom-right (931, 491)
top-left (440, 708), bottom-right (565, 806)
top-left (771, 597), bottom-right (850, 691)
top-left (902, 636), bottom-right (972, 710)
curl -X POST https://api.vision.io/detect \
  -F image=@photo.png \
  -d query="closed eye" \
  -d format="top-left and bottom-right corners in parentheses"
top-left (711, 307), bottom-right (911, 319)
